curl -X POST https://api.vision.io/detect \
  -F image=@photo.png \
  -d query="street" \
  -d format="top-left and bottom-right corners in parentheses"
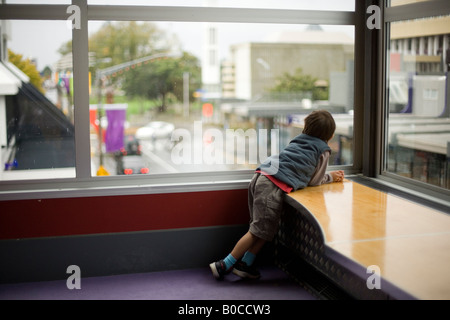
top-left (91, 121), bottom-right (261, 176)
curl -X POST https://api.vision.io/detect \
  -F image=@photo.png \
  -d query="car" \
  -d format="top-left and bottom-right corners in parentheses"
top-left (135, 121), bottom-right (175, 141)
top-left (116, 155), bottom-right (149, 175)
top-left (119, 134), bottom-right (141, 156)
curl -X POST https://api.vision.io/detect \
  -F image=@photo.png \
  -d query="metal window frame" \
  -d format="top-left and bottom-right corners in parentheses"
top-left (375, 0), bottom-right (450, 206)
top-left (0, 0), bottom-right (359, 200)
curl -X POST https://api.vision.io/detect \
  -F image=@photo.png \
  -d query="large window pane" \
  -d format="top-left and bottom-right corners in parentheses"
top-left (1, 20), bottom-right (75, 180)
top-left (87, 20), bottom-right (354, 176)
top-left (386, 15), bottom-right (450, 189)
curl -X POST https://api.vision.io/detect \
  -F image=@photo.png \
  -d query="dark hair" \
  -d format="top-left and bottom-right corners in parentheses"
top-left (302, 110), bottom-right (336, 142)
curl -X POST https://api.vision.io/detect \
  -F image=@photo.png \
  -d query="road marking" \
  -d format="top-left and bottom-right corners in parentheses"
top-left (141, 142), bottom-right (179, 173)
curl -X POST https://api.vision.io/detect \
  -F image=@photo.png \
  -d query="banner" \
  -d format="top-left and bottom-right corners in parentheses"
top-left (102, 104), bottom-right (127, 153)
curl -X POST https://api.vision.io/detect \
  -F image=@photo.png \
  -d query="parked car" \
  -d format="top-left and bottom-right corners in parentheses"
top-left (135, 121), bottom-right (175, 141)
top-left (120, 134), bottom-right (141, 156)
top-left (116, 155), bottom-right (149, 175)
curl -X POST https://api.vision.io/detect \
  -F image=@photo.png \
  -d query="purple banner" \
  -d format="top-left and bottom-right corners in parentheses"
top-left (105, 109), bottom-right (126, 153)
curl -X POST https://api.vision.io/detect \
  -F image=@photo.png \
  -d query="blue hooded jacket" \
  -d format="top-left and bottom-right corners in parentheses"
top-left (257, 133), bottom-right (331, 191)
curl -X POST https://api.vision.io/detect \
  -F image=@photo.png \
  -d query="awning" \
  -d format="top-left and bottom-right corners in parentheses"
top-left (0, 62), bottom-right (21, 95)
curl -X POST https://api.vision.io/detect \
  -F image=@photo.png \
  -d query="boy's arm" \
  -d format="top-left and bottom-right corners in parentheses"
top-left (308, 151), bottom-right (333, 186)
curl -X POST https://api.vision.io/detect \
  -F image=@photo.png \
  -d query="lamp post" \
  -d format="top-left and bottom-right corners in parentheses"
top-left (95, 69), bottom-right (107, 174)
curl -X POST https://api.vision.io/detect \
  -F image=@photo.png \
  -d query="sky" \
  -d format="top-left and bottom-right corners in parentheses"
top-left (6, 0), bottom-right (355, 71)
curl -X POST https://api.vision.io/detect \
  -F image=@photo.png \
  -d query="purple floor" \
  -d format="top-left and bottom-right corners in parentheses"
top-left (0, 266), bottom-right (317, 300)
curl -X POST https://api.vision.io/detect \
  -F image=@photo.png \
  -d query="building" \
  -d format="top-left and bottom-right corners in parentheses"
top-left (219, 27), bottom-right (354, 152)
top-left (224, 26), bottom-right (354, 101)
top-left (201, 0), bottom-right (221, 100)
top-left (389, 0), bottom-right (450, 73)
top-left (390, 15), bottom-right (450, 72)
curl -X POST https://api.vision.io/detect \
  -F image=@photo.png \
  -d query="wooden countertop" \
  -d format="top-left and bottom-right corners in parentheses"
top-left (287, 180), bottom-right (450, 300)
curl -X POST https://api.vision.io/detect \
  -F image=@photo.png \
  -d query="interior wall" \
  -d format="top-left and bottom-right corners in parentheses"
top-left (0, 189), bottom-right (252, 283)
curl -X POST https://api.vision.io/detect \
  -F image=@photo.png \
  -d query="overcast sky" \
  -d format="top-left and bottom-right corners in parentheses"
top-left (6, 0), bottom-right (355, 71)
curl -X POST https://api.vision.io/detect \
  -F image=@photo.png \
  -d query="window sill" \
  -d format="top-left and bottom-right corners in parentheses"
top-left (351, 174), bottom-right (450, 214)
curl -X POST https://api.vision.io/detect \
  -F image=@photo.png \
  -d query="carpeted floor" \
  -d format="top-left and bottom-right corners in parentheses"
top-left (0, 266), bottom-right (317, 300)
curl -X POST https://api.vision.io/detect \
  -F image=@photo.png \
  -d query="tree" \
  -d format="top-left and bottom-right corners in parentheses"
top-left (57, 21), bottom-right (177, 72)
top-left (122, 52), bottom-right (201, 112)
top-left (88, 21), bottom-right (174, 70)
top-left (59, 21), bottom-right (200, 112)
top-left (271, 68), bottom-right (328, 101)
top-left (8, 49), bottom-right (44, 93)
top-left (57, 40), bottom-right (72, 57)
top-left (170, 52), bottom-right (202, 104)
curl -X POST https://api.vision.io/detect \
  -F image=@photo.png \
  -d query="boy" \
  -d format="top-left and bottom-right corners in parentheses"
top-left (210, 110), bottom-right (344, 280)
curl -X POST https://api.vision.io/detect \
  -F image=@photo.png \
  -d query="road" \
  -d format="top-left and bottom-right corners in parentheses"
top-left (91, 122), bottom-right (273, 176)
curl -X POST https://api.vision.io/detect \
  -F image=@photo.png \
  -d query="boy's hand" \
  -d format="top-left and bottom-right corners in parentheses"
top-left (330, 170), bottom-right (344, 182)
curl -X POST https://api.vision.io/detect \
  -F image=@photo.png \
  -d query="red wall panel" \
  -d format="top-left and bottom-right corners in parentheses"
top-left (0, 189), bottom-right (249, 240)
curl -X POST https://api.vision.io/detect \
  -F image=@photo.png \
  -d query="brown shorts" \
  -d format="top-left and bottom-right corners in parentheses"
top-left (248, 173), bottom-right (285, 241)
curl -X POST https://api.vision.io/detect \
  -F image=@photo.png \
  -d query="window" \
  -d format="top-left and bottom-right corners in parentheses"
top-left (1, 20), bottom-right (75, 181)
top-left (384, 1), bottom-right (450, 193)
top-left (0, 0), bottom-right (356, 196)
top-left (209, 27), bottom-right (217, 46)
top-left (87, 21), bottom-right (355, 177)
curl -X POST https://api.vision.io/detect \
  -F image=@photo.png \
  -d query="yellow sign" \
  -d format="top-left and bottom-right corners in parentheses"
top-left (96, 165), bottom-right (110, 176)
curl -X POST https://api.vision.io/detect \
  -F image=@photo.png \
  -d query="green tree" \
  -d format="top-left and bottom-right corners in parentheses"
top-left (88, 21), bottom-right (174, 69)
top-left (57, 40), bottom-right (72, 56)
top-left (61, 21), bottom-right (200, 112)
top-left (122, 52), bottom-right (201, 112)
top-left (171, 52), bottom-right (202, 104)
top-left (271, 68), bottom-right (328, 101)
top-left (57, 21), bottom-right (177, 71)
top-left (8, 49), bottom-right (44, 93)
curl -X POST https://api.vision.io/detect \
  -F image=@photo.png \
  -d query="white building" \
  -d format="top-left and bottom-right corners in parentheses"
top-left (201, 0), bottom-right (221, 100)
top-left (225, 27), bottom-right (354, 101)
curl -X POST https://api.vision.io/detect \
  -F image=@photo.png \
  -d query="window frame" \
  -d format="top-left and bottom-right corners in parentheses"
top-left (377, 0), bottom-right (450, 206)
top-left (0, 0), bottom-right (359, 200)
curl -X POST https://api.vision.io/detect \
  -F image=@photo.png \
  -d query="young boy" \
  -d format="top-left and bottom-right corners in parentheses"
top-left (210, 110), bottom-right (344, 280)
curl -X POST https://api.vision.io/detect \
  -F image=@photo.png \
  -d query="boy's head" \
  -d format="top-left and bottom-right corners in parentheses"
top-left (302, 110), bottom-right (336, 142)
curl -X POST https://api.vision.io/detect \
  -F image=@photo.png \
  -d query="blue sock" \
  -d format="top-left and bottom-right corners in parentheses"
top-left (242, 251), bottom-right (256, 266)
top-left (223, 254), bottom-right (237, 270)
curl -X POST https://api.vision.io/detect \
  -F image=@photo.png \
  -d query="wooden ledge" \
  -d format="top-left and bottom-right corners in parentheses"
top-left (286, 180), bottom-right (450, 300)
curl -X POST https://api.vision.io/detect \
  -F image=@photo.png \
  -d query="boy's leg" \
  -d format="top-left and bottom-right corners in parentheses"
top-left (210, 173), bottom-right (262, 280)
top-left (211, 173), bottom-right (279, 280)
top-left (230, 231), bottom-right (262, 260)
top-left (209, 230), bottom-right (260, 280)
top-left (233, 174), bottom-right (284, 279)
top-left (231, 233), bottom-right (265, 279)
top-left (242, 236), bottom-right (266, 265)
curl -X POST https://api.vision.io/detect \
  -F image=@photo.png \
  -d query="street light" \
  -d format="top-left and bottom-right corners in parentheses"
top-left (95, 70), bottom-right (108, 175)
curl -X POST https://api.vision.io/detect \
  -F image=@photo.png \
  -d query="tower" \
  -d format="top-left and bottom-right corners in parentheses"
top-left (202, 0), bottom-right (221, 99)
